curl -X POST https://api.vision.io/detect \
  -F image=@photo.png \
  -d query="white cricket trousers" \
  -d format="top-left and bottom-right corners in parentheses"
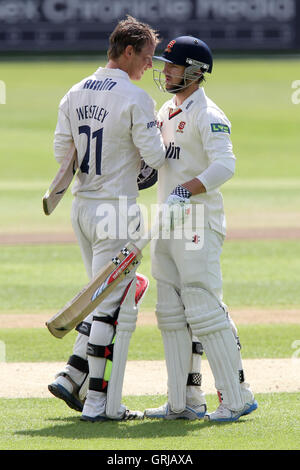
top-left (68, 196), bottom-right (141, 368)
top-left (71, 196), bottom-right (141, 317)
top-left (151, 224), bottom-right (225, 303)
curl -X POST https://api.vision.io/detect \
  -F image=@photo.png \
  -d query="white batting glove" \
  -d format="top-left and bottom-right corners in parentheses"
top-left (164, 185), bottom-right (192, 231)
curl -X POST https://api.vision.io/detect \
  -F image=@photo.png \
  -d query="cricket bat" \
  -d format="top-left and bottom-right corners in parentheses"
top-left (46, 220), bottom-right (160, 339)
top-left (43, 143), bottom-right (78, 215)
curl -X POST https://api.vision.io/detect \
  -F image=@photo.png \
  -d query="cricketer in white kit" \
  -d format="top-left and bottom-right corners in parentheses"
top-left (144, 36), bottom-right (258, 422)
top-left (48, 16), bottom-right (166, 422)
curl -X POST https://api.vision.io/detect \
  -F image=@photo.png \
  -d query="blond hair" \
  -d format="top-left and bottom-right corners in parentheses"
top-left (108, 15), bottom-right (160, 60)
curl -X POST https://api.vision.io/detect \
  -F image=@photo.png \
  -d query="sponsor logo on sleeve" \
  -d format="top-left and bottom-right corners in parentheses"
top-left (147, 120), bottom-right (157, 129)
top-left (211, 123), bottom-right (230, 134)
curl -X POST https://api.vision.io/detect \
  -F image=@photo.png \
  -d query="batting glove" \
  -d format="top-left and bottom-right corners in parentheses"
top-left (164, 185), bottom-right (192, 231)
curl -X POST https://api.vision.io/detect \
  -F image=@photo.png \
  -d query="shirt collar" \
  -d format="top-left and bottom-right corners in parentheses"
top-left (95, 67), bottom-right (130, 80)
top-left (169, 88), bottom-right (206, 113)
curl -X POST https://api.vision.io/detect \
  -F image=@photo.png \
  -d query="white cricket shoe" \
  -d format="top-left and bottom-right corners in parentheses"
top-left (81, 409), bottom-right (144, 422)
top-left (81, 391), bottom-right (144, 422)
top-left (121, 409), bottom-right (145, 421)
top-left (48, 373), bottom-right (84, 412)
top-left (144, 402), bottom-right (207, 420)
top-left (204, 400), bottom-right (258, 423)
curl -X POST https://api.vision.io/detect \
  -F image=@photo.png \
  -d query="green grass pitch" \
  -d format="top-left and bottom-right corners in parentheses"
top-left (0, 393), bottom-right (298, 450)
top-left (0, 57), bottom-right (299, 451)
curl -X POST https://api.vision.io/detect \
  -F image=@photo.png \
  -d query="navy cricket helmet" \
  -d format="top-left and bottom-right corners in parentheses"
top-left (153, 36), bottom-right (213, 93)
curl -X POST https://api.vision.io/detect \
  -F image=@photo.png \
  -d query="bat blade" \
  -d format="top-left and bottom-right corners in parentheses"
top-left (46, 242), bottom-right (142, 338)
top-left (43, 143), bottom-right (77, 216)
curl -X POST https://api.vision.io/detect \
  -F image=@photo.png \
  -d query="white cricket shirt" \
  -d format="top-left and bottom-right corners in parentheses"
top-left (157, 87), bottom-right (236, 235)
top-left (54, 67), bottom-right (165, 200)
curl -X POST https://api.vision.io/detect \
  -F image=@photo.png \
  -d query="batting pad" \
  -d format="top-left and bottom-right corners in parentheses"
top-left (155, 282), bottom-right (187, 331)
top-left (76, 275), bottom-right (148, 405)
top-left (161, 328), bottom-right (192, 413)
top-left (182, 287), bottom-right (244, 411)
top-left (181, 286), bottom-right (229, 336)
top-left (106, 279), bottom-right (137, 418)
top-left (201, 330), bottom-right (245, 411)
top-left (155, 282), bottom-right (190, 412)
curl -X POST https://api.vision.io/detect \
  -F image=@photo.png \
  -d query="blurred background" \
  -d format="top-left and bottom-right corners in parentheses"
top-left (0, 0), bottom-right (299, 55)
top-left (0, 0), bottom-right (299, 314)
top-left (0, 2), bottom-right (299, 449)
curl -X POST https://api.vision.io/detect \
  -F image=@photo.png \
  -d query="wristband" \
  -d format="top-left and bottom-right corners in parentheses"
top-left (171, 184), bottom-right (192, 199)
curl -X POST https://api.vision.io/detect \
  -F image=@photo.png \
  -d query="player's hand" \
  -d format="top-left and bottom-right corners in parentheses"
top-left (164, 185), bottom-right (192, 231)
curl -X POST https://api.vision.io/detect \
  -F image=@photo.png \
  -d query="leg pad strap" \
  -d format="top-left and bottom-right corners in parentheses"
top-left (192, 341), bottom-right (203, 355)
top-left (87, 342), bottom-right (114, 361)
top-left (93, 314), bottom-right (118, 327)
top-left (89, 377), bottom-right (108, 393)
top-left (187, 372), bottom-right (202, 386)
top-left (67, 354), bottom-right (89, 374)
top-left (75, 321), bottom-right (91, 337)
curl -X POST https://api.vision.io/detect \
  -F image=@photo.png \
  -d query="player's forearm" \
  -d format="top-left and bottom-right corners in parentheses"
top-left (181, 178), bottom-right (207, 196)
top-left (54, 135), bottom-right (74, 164)
top-left (197, 162), bottom-right (234, 192)
top-left (182, 161), bottom-right (235, 195)
top-left (54, 107), bottom-right (73, 164)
